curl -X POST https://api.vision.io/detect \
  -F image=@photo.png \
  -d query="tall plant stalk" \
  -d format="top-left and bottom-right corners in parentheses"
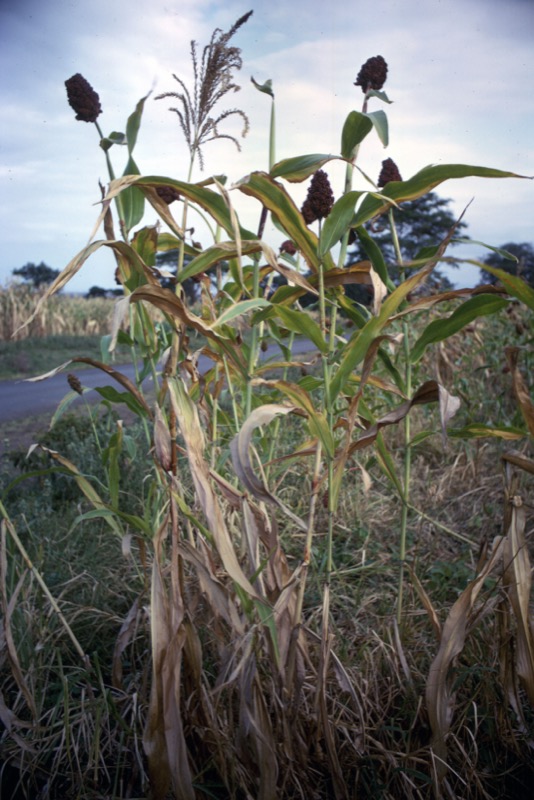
top-left (388, 207), bottom-right (412, 624)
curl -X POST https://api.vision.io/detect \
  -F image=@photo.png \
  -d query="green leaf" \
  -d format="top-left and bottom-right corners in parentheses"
top-left (237, 171), bottom-right (336, 273)
top-left (100, 131), bottom-right (126, 151)
top-left (367, 89), bottom-right (393, 104)
top-left (126, 91), bottom-right (151, 155)
top-left (132, 224), bottom-right (158, 267)
top-left (341, 110), bottom-right (373, 159)
top-left (330, 265), bottom-right (435, 401)
top-left (178, 240), bottom-right (262, 283)
top-left (270, 153), bottom-right (340, 182)
top-left (271, 305), bottom-right (329, 354)
top-left (76, 508), bottom-right (152, 535)
top-left (410, 294), bottom-right (509, 363)
top-left (352, 163), bottom-right (531, 227)
top-left (473, 263), bottom-right (534, 311)
top-left (365, 110), bottom-right (388, 147)
top-left (270, 380), bottom-right (335, 458)
top-left (251, 76), bottom-right (274, 97)
top-left (356, 227), bottom-right (396, 290)
top-left (319, 191), bottom-right (362, 257)
top-left (449, 424), bottom-right (527, 440)
top-left (157, 232), bottom-right (198, 259)
top-left (121, 155), bottom-right (145, 232)
top-left (211, 298), bottom-right (271, 329)
top-left (132, 176), bottom-right (256, 241)
top-left (95, 386), bottom-right (149, 418)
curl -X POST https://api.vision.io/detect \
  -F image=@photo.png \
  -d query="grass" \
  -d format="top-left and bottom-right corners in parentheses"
top-left (0, 334), bottom-right (133, 380)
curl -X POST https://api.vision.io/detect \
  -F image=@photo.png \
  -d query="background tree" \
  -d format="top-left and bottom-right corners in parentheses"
top-left (86, 285), bottom-right (108, 299)
top-left (12, 261), bottom-right (60, 288)
top-left (347, 192), bottom-right (468, 300)
top-left (478, 241), bottom-right (534, 288)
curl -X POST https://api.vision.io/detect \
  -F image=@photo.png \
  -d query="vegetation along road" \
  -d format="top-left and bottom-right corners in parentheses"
top-left (0, 338), bottom-right (315, 423)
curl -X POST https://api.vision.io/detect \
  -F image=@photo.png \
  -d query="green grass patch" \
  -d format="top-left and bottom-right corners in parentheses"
top-left (0, 335), bottom-right (131, 380)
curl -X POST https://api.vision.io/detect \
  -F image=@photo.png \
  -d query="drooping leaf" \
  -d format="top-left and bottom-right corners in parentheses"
top-left (425, 538), bottom-right (506, 787)
top-left (269, 305), bottom-right (328, 354)
top-left (410, 294), bottom-right (509, 363)
top-left (472, 262), bottom-right (534, 311)
top-left (210, 298), bottom-right (271, 329)
top-left (270, 153), bottom-right (341, 182)
top-left (168, 378), bottom-right (260, 597)
top-left (352, 163), bottom-right (531, 227)
top-left (258, 379), bottom-right (335, 458)
top-left (129, 284), bottom-right (248, 378)
top-left (330, 265), bottom-right (434, 401)
top-left (106, 175), bottom-right (256, 241)
top-left (251, 76), bottom-right (274, 97)
top-left (502, 465), bottom-right (534, 707)
top-left (347, 380), bottom-right (460, 456)
top-left (230, 404), bottom-right (308, 529)
top-left (355, 226), bottom-right (396, 291)
top-left (365, 109), bottom-right (388, 147)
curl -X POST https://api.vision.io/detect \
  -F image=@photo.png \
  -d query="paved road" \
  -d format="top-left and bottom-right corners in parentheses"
top-left (0, 339), bottom-right (316, 424)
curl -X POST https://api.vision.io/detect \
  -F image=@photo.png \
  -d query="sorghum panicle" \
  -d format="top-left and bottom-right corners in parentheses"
top-left (67, 373), bottom-right (83, 395)
top-left (156, 186), bottom-right (181, 204)
top-left (65, 74), bottom-right (102, 122)
top-left (301, 170), bottom-right (335, 225)
top-left (280, 240), bottom-right (297, 256)
top-left (377, 158), bottom-right (402, 187)
top-left (354, 56), bottom-right (388, 93)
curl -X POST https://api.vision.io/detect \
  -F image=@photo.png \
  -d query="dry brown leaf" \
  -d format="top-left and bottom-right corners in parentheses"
top-left (112, 596), bottom-right (143, 690)
top-left (177, 538), bottom-right (243, 632)
top-left (169, 378), bottom-right (259, 597)
top-left (505, 346), bottom-right (534, 436)
top-left (425, 537), bottom-right (505, 789)
top-left (502, 452), bottom-right (534, 476)
top-left (143, 538), bottom-right (173, 800)
top-left (153, 404), bottom-right (172, 471)
top-left (238, 657), bottom-right (279, 800)
top-left (161, 629), bottom-right (195, 800)
top-left (409, 566), bottom-right (442, 639)
top-left (370, 264), bottom-right (388, 316)
top-left (230, 404), bottom-right (308, 531)
top-left (502, 467), bottom-right (534, 706)
top-left (349, 380), bottom-right (460, 455)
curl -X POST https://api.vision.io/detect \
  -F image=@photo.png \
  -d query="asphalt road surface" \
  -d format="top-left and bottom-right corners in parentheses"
top-left (0, 339), bottom-right (316, 424)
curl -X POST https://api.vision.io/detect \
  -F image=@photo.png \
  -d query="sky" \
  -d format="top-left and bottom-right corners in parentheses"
top-left (1, 0), bottom-right (533, 293)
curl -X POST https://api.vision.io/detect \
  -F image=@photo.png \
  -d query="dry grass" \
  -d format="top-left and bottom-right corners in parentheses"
top-left (0, 283), bottom-right (115, 341)
top-left (1, 382), bottom-right (533, 799)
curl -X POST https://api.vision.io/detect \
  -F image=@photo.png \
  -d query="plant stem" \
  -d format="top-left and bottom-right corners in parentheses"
top-left (388, 207), bottom-right (412, 625)
top-left (94, 121), bottom-right (128, 242)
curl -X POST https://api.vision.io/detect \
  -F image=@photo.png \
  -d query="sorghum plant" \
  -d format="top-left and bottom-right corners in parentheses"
top-left (4, 17), bottom-right (534, 800)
